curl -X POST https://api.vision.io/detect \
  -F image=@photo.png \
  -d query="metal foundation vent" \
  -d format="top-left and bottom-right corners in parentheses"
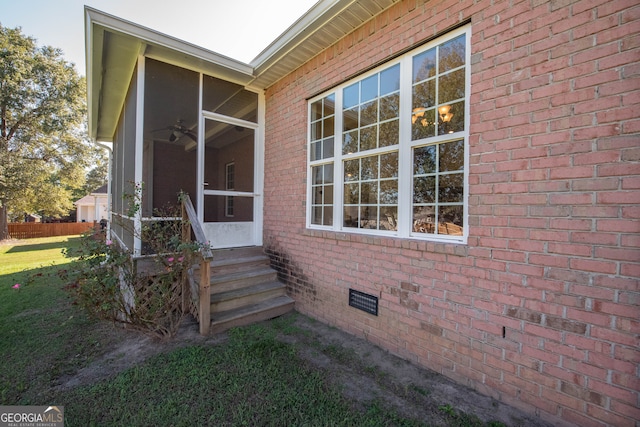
top-left (349, 289), bottom-right (378, 316)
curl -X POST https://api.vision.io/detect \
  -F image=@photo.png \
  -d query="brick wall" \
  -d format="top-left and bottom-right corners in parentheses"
top-left (263, 1), bottom-right (640, 426)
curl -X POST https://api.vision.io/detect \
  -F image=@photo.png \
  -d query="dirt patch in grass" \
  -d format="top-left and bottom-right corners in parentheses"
top-left (56, 312), bottom-right (553, 427)
top-left (282, 314), bottom-right (553, 427)
top-left (0, 239), bottom-right (21, 246)
top-left (53, 319), bottom-right (225, 391)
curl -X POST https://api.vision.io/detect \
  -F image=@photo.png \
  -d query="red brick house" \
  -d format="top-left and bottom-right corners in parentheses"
top-left (86, 1), bottom-right (639, 426)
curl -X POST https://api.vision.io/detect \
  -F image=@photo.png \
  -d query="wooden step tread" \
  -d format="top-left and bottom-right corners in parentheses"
top-left (211, 246), bottom-right (264, 260)
top-left (210, 295), bottom-right (295, 333)
top-left (209, 266), bottom-right (276, 285)
top-left (192, 255), bottom-right (269, 274)
top-left (210, 280), bottom-right (285, 303)
top-left (209, 254), bottom-right (269, 269)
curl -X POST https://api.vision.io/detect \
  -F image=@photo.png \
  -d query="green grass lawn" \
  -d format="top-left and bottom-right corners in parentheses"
top-left (0, 235), bottom-right (80, 276)
top-left (0, 236), bottom-right (109, 405)
top-left (60, 324), bottom-right (429, 427)
top-left (0, 236), bottom-right (504, 427)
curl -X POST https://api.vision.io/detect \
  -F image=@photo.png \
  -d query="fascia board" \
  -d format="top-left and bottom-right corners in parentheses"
top-left (85, 7), bottom-right (102, 141)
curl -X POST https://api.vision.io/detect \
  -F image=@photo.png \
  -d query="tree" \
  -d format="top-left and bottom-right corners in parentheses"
top-left (0, 25), bottom-right (93, 239)
top-left (60, 147), bottom-right (109, 205)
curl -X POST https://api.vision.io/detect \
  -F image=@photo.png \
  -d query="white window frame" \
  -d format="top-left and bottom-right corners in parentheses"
top-left (306, 26), bottom-right (470, 244)
top-left (225, 162), bottom-right (235, 217)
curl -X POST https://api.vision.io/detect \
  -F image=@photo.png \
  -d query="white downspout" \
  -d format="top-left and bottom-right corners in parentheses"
top-left (95, 141), bottom-right (113, 240)
top-left (134, 54), bottom-right (145, 256)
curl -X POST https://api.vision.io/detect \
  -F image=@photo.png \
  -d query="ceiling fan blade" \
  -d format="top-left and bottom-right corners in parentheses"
top-left (151, 125), bottom-right (174, 133)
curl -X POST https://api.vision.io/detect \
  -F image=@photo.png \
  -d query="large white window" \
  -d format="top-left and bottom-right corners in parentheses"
top-left (307, 27), bottom-right (470, 243)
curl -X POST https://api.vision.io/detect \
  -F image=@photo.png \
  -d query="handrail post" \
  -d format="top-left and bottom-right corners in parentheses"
top-left (180, 202), bottom-right (189, 314)
top-left (180, 193), bottom-right (213, 335)
top-left (199, 259), bottom-right (210, 335)
top-left (181, 201), bottom-right (190, 243)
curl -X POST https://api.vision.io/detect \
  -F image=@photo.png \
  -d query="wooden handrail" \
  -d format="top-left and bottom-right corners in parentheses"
top-left (181, 194), bottom-right (212, 335)
top-left (181, 195), bottom-right (213, 260)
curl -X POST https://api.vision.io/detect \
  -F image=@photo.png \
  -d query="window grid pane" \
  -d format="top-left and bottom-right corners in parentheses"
top-left (342, 64), bottom-right (400, 155)
top-left (225, 196), bottom-right (234, 217)
top-left (311, 164), bottom-right (334, 226)
top-left (412, 140), bottom-right (464, 236)
top-left (343, 153), bottom-right (398, 231)
top-left (310, 94), bottom-right (336, 161)
top-left (226, 163), bottom-right (235, 190)
top-left (225, 162), bottom-right (235, 217)
top-left (412, 34), bottom-right (466, 140)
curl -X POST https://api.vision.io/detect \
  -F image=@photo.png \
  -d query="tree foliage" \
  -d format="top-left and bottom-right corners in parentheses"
top-left (0, 25), bottom-right (101, 238)
top-left (81, 150), bottom-right (109, 197)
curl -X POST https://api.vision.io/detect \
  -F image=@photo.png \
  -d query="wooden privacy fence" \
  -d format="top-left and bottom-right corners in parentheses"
top-left (8, 222), bottom-right (96, 239)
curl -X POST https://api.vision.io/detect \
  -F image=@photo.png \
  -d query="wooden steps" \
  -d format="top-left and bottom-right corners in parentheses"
top-left (194, 246), bottom-right (294, 334)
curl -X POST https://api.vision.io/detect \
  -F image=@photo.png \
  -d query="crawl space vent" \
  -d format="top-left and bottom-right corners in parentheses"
top-left (349, 289), bottom-right (378, 316)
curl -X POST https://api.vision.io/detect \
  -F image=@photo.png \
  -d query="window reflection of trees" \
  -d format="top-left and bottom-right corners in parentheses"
top-left (361, 101), bottom-right (378, 125)
top-left (412, 139), bottom-right (464, 236)
top-left (380, 93), bottom-right (399, 120)
top-left (311, 163), bottom-right (334, 226)
top-left (343, 153), bottom-right (398, 231)
top-left (360, 126), bottom-right (377, 151)
top-left (342, 64), bottom-right (400, 155)
top-left (310, 94), bottom-right (336, 226)
top-left (440, 139), bottom-right (464, 171)
top-left (439, 173), bottom-right (463, 203)
top-left (412, 34), bottom-right (466, 140)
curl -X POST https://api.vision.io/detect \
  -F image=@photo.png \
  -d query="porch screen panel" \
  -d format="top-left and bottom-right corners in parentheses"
top-left (153, 142), bottom-right (197, 213)
top-left (121, 217), bottom-right (135, 250)
top-left (202, 75), bottom-right (258, 123)
top-left (203, 196), bottom-right (253, 222)
top-left (110, 69), bottom-right (137, 250)
top-left (144, 59), bottom-right (199, 213)
top-left (123, 80), bottom-right (137, 216)
top-left (203, 119), bottom-right (254, 222)
top-left (111, 122), bottom-right (124, 243)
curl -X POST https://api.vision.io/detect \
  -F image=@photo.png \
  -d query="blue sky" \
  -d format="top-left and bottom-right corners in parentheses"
top-left (1, 0), bottom-right (317, 75)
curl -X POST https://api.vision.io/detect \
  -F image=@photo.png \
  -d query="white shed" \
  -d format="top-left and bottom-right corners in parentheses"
top-left (75, 185), bottom-right (108, 223)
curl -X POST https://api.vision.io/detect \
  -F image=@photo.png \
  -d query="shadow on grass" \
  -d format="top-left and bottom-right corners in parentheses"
top-left (1, 265), bottom-right (77, 398)
top-left (0, 237), bottom-right (116, 406)
top-left (4, 240), bottom-right (78, 254)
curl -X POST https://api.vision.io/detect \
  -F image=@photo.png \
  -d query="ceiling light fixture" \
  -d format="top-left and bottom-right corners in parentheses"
top-left (438, 105), bottom-right (453, 123)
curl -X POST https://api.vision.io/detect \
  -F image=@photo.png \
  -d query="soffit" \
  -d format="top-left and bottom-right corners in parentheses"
top-left (250, 0), bottom-right (399, 88)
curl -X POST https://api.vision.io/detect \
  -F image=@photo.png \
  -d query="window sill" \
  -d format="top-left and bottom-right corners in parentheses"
top-left (303, 227), bottom-right (469, 257)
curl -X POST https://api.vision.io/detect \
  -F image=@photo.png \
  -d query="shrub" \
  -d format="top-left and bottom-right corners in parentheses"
top-left (61, 193), bottom-right (205, 339)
